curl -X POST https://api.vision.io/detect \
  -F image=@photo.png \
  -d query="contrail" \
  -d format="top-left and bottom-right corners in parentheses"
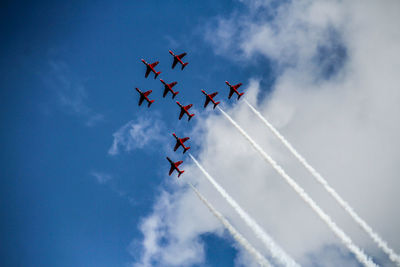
top-left (217, 106), bottom-right (378, 267)
top-left (244, 99), bottom-right (400, 265)
top-left (189, 153), bottom-right (299, 267)
top-left (188, 182), bottom-right (272, 267)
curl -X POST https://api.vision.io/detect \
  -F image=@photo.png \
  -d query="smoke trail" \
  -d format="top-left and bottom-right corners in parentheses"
top-left (217, 106), bottom-right (378, 267)
top-left (188, 182), bottom-right (272, 267)
top-left (189, 153), bottom-right (299, 267)
top-left (244, 100), bottom-right (400, 265)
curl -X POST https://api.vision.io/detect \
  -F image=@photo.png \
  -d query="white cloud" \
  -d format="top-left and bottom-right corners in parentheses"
top-left (130, 189), bottom-right (224, 267)
top-left (91, 171), bottom-right (112, 184)
top-left (132, 0), bottom-right (400, 266)
top-left (43, 61), bottom-right (104, 126)
top-left (108, 114), bottom-right (166, 156)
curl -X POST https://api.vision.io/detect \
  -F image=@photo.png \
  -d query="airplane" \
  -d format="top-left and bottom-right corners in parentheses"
top-left (225, 81), bottom-right (244, 100)
top-left (169, 50), bottom-right (189, 70)
top-left (201, 90), bottom-right (220, 109)
top-left (172, 133), bottom-right (190, 154)
top-left (135, 88), bottom-right (154, 107)
top-left (141, 59), bottom-right (161, 79)
top-left (160, 79), bottom-right (179, 99)
top-left (176, 101), bottom-right (195, 121)
top-left (166, 157), bottom-right (184, 177)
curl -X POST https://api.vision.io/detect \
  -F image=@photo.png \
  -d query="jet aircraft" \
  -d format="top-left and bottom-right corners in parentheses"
top-left (160, 79), bottom-right (179, 99)
top-left (172, 133), bottom-right (190, 154)
top-left (169, 50), bottom-right (189, 70)
top-left (225, 81), bottom-right (244, 100)
top-left (201, 90), bottom-right (220, 109)
top-left (166, 157), bottom-right (184, 177)
top-left (135, 88), bottom-right (154, 107)
top-left (141, 59), bottom-right (161, 79)
top-left (176, 101), bottom-right (195, 121)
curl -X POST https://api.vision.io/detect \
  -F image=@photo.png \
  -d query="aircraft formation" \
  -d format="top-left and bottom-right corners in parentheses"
top-left (135, 50), bottom-right (400, 267)
top-left (136, 50), bottom-right (245, 178)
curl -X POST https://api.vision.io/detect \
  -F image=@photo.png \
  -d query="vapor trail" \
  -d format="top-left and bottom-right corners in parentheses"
top-left (218, 106), bottom-right (377, 267)
top-left (244, 100), bottom-right (400, 266)
top-left (189, 153), bottom-right (299, 267)
top-left (188, 182), bottom-right (272, 267)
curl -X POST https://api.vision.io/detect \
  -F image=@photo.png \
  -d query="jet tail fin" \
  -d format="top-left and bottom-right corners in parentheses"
top-left (181, 62), bottom-right (189, 70)
top-left (183, 147), bottom-right (191, 154)
top-left (188, 114), bottom-right (195, 121)
top-left (148, 100), bottom-right (155, 107)
top-left (172, 91), bottom-right (179, 99)
top-left (238, 93), bottom-right (244, 100)
top-left (213, 102), bottom-right (220, 109)
top-left (155, 71), bottom-right (161, 79)
top-left (178, 170), bottom-right (184, 178)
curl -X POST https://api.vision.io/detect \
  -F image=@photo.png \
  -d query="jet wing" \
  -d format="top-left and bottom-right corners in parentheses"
top-left (204, 98), bottom-right (211, 108)
top-left (138, 95), bottom-right (145, 106)
top-left (172, 58), bottom-right (178, 69)
top-left (170, 82), bottom-right (177, 88)
top-left (228, 89), bottom-right (235, 99)
top-left (210, 92), bottom-right (218, 98)
top-left (169, 166), bottom-right (174, 176)
top-left (185, 104), bottom-right (193, 110)
top-left (179, 109), bottom-right (185, 120)
top-left (175, 161), bottom-right (183, 167)
top-left (145, 67), bottom-right (151, 78)
top-left (174, 141), bottom-right (181, 151)
top-left (163, 87), bottom-right (169, 98)
top-left (150, 61), bottom-right (159, 68)
top-left (143, 90), bottom-right (151, 97)
top-left (233, 83), bottom-right (242, 90)
top-left (181, 137), bottom-right (189, 143)
top-left (178, 52), bottom-right (187, 59)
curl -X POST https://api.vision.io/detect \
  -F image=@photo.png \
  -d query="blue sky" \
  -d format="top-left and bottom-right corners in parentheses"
top-left (0, 1), bottom-right (271, 266)
top-left (3, 1), bottom-right (400, 267)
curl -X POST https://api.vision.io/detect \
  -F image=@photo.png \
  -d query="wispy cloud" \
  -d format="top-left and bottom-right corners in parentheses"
top-left (91, 171), bottom-right (112, 185)
top-left (108, 114), bottom-right (166, 156)
top-left (90, 171), bottom-right (137, 205)
top-left (43, 60), bottom-right (104, 126)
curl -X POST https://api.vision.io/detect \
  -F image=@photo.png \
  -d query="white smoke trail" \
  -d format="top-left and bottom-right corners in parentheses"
top-left (244, 99), bottom-right (400, 266)
top-left (188, 182), bottom-right (272, 267)
top-left (189, 153), bottom-right (299, 267)
top-left (217, 106), bottom-right (378, 267)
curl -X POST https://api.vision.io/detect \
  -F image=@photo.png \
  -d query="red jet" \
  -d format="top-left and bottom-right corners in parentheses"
top-left (201, 90), bottom-right (220, 109)
top-left (141, 59), bottom-right (161, 79)
top-left (135, 88), bottom-right (154, 107)
top-left (225, 81), bottom-right (244, 100)
top-left (166, 157), bottom-right (184, 177)
top-left (172, 133), bottom-right (190, 154)
top-left (160, 79), bottom-right (179, 99)
top-left (169, 50), bottom-right (189, 70)
top-left (176, 101), bottom-right (195, 121)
